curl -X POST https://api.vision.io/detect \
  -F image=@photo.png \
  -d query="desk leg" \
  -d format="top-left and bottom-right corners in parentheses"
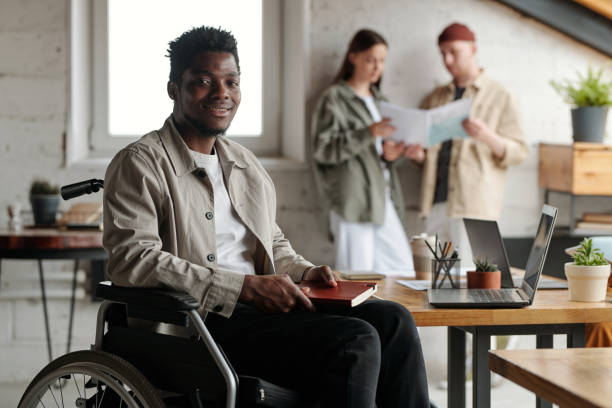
top-left (536, 334), bottom-right (553, 349)
top-left (473, 328), bottom-right (491, 408)
top-left (567, 324), bottom-right (586, 348)
top-left (37, 259), bottom-right (53, 362)
top-left (448, 327), bottom-right (466, 408)
top-left (66, 260), bottom-right (78, 354)
top-left (535, 335), bottom-right (553, 408)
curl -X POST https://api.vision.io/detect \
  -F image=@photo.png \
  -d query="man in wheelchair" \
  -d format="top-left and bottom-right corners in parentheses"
top-left (101, 26), bottom-right (429, 407)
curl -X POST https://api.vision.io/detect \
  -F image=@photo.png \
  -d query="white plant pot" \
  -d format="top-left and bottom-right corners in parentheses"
top-left (564, 262), bottom-right (611, 302)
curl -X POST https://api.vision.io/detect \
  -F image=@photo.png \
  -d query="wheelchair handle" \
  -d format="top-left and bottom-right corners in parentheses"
top-left (60, 179), bottom-right (104, 200)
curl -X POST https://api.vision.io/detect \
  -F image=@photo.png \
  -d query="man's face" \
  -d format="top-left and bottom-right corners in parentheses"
top-left (439, 40), bottom-right (476, 79)
top-left (170, 51), bottom-right (241, 136)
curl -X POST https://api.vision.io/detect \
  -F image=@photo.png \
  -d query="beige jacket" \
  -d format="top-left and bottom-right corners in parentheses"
top-left (419, 72), bottom-right (527, 219)
top-left (103, 117), bottom-right (314, 318)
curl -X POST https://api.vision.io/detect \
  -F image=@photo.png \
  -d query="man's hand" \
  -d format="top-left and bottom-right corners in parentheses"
top-left (404, 143), bottom-right (425, 164)
top-left (302, 265), bottom-right (337, 287)
top-left (462, 117), bottom-right (492, 141)
top-left (239, 274), bottom-right (314, 313)
top-left (368, 118), bottom-right (396, 139)
top-left (382, 140), bottom-right (406, 162)
top-left (462, 117), bottom-right (506, 159)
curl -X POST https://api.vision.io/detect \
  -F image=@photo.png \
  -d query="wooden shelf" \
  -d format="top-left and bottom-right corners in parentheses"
top-left (539, 143), bottom-right (612, 196)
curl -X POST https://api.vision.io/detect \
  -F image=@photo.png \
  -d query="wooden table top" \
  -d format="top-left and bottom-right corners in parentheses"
top-left (0, 228), bottom-right (103, 250)
top-left (489, 348), bottom-right (612, 408)
top-left (373, 274), bottom-right (612, 327)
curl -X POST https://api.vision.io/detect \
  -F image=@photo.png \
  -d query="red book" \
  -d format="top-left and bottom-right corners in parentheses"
top-left (299, 280), bottom-right (378, 308)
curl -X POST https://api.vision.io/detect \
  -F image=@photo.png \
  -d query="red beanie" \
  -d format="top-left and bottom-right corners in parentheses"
top-left (438, 23), bottom-right (476, 44)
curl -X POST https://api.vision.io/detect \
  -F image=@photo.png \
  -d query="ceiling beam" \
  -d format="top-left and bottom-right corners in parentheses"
top-left (496, 0), bottom-right (612, 56)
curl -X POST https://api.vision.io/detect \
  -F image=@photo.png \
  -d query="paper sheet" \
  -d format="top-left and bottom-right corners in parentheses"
top-left (379, 99), bottom-right (471, 147)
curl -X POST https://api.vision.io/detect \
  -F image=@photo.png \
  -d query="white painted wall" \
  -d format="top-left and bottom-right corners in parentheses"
top-left (0, 0), bottom-right (610, 386)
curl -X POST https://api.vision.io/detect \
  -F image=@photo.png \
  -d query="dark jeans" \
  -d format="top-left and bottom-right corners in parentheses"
top-left (205, 299), bottom-right (429, 408)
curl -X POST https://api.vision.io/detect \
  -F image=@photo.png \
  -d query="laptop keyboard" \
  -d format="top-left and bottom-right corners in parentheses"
top-left (471, 289), bottom-right (522, 303)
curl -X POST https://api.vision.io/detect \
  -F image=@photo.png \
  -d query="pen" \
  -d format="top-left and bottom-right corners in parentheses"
top-left (445, 241), bottom-right (453, 257)
top-left (425, 240), bottom-right (440, 260)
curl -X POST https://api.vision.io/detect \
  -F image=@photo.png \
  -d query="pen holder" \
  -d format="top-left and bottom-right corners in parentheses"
top-left (431, 258), bottom-right (461, 289)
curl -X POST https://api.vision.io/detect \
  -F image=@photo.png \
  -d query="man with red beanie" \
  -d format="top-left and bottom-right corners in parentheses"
top-left (405, 22), bottom-right (527, 264)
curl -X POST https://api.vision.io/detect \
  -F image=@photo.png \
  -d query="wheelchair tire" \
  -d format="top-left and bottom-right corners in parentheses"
top-left (18, 350), bottom-right (165, 408)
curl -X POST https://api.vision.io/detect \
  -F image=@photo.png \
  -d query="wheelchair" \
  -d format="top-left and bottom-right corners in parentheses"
top-left (19, 179), bottom-right (316, 408)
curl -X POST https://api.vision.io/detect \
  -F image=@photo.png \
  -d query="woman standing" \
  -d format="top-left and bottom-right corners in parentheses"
top-left (312, 29), bottom-right (414, 275)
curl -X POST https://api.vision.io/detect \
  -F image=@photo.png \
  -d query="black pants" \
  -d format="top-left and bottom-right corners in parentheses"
top-left (205, 299), bottom-right (429, 408)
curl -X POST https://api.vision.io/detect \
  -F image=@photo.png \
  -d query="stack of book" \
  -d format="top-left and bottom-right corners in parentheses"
top-left (574, 213), bottom-right (612, 235)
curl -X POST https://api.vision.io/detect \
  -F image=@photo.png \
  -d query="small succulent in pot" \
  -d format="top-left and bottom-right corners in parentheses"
top-left (571, 238), bottom-right (608, 266)
top-left (474, 258), bottom-right (499, 272)
top-left (565, 238), bottom-right (610, 302)
top-left (468, 257), bottom-right (501, 289)
top-left (30, 179), bottom-right (60, 196)
top-left (29, 179), bottom-right (61, 225)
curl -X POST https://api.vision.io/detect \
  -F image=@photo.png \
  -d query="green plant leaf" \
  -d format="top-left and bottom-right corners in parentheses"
top-left (550, 65), bottom-right (612, 107)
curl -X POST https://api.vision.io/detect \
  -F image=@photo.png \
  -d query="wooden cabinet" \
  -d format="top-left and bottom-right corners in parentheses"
top-left (539, 142), bottom-right (612, 235)
top-left (539, 142), bottom-right (612, 195)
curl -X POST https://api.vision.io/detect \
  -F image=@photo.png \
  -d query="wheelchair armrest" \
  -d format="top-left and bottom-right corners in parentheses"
top-left (96, 281), bottom-right (200, 311)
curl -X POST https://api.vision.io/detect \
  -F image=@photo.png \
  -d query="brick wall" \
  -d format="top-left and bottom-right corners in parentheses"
top-left (0, 0), bottom-right (609, 384)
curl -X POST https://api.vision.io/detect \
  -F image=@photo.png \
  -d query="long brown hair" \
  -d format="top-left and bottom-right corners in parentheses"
top-left (334, 29), bottom-right (388, 89)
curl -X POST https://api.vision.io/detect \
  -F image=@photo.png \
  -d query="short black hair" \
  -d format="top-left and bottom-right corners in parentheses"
top-left (166, 26), bottom-right (240, 84)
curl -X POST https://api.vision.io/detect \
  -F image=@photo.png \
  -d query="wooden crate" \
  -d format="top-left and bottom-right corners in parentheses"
top-left (539, 143), bottom-right (612, 195)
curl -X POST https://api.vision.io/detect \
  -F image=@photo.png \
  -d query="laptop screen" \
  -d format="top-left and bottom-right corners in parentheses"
top-left (464, 218), bottom-right (515, 288)
top-left (521, 205), bottom-right (558, 299)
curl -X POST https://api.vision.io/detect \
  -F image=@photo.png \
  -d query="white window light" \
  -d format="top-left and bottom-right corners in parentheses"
top-left (67, 0), bottom-right (308, 167)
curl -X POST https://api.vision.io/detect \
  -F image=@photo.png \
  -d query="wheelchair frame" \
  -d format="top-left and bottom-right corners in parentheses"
top-left (93, 282), bottom-right (237, 408)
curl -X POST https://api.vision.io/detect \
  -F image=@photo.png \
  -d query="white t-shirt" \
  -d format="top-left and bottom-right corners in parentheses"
top-left (359, 95), bottom-right (391, 185)
top-left (190, 148), bottom-right (257, 275)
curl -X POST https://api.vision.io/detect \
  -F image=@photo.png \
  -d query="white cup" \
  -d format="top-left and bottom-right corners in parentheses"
top-left (409, 233), bottom-right (436, 280)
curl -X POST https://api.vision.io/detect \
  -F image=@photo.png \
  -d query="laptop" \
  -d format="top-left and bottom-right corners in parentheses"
top-left (428, 205), bottom-right (558, 308)
top-left (463, 216), bottom-right (567, 290)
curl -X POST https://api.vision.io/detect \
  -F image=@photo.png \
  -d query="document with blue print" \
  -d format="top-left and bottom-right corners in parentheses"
top-left (379, 99), bottom-right (471, 147)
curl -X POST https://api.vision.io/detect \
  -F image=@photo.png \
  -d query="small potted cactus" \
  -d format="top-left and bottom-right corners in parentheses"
top-left (29, 179), bottom-right (60, 225)
top-left (565, 238), bottom-right (611, 302)
top-left (467, 258), bottom-right (501, 289)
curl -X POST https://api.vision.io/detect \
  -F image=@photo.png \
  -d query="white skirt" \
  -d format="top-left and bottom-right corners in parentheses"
top-left (330, 196), bottom-right (414, 276)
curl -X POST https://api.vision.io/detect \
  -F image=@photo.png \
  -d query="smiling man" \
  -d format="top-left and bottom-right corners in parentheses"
top-left (103, 26), bottom-right (429, 407)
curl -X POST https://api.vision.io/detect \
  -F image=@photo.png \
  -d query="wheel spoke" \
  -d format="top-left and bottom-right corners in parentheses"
top-left (47, 385), bottom-right (60, 408)
top-left (37, 397), bottom-right (47, 408)
top-left (83, 374), bottom-right (86, 400)
top-left (57, 378), bottom-right (64, 407)
top-left (97, 384), bottom-right (107, 408)
top-left (72, 374), bottom-right (82, 398)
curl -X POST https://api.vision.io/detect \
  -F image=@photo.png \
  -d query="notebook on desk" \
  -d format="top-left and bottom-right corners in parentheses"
top-left (428, 205), bottom-right (558, 308)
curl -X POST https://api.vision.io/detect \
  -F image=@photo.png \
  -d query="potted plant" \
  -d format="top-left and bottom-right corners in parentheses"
top-left (467, 258), bottom-right (501, 289)
top-left (550, 66), bottom-right (612, 143)
top-left (565, 238), bottom-right (611, 302)
top-left (30, 179), bottom-right (60, 225)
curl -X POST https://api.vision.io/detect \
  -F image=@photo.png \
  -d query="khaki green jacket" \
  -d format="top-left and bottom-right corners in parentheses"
top-left (103, 116), bottom-right (314, 318)
top-left (311, 81), bottom-right (405, 225)
top-left (419, 72), bottom-right (527, 219)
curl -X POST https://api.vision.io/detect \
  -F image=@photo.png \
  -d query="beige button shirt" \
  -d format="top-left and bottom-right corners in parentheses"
top-left (419, 72), bottom-right (527, 219)
top-left (103, 117), bottom-right (314, 318)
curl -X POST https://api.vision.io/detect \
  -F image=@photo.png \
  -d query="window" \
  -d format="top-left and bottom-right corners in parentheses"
top-left (68, 0), bottom-right (307, 166)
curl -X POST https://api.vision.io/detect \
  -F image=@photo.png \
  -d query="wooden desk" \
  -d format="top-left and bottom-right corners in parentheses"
top-left (489, 348), bottom-right (612, 408)
top-left (374, 276), bottom-right (612, 408)
top-left (0, 228), bottom-right (106, 362)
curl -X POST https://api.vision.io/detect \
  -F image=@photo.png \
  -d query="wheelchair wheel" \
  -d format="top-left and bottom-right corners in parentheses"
top-left (19, 350), bottom-right (164, 408)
